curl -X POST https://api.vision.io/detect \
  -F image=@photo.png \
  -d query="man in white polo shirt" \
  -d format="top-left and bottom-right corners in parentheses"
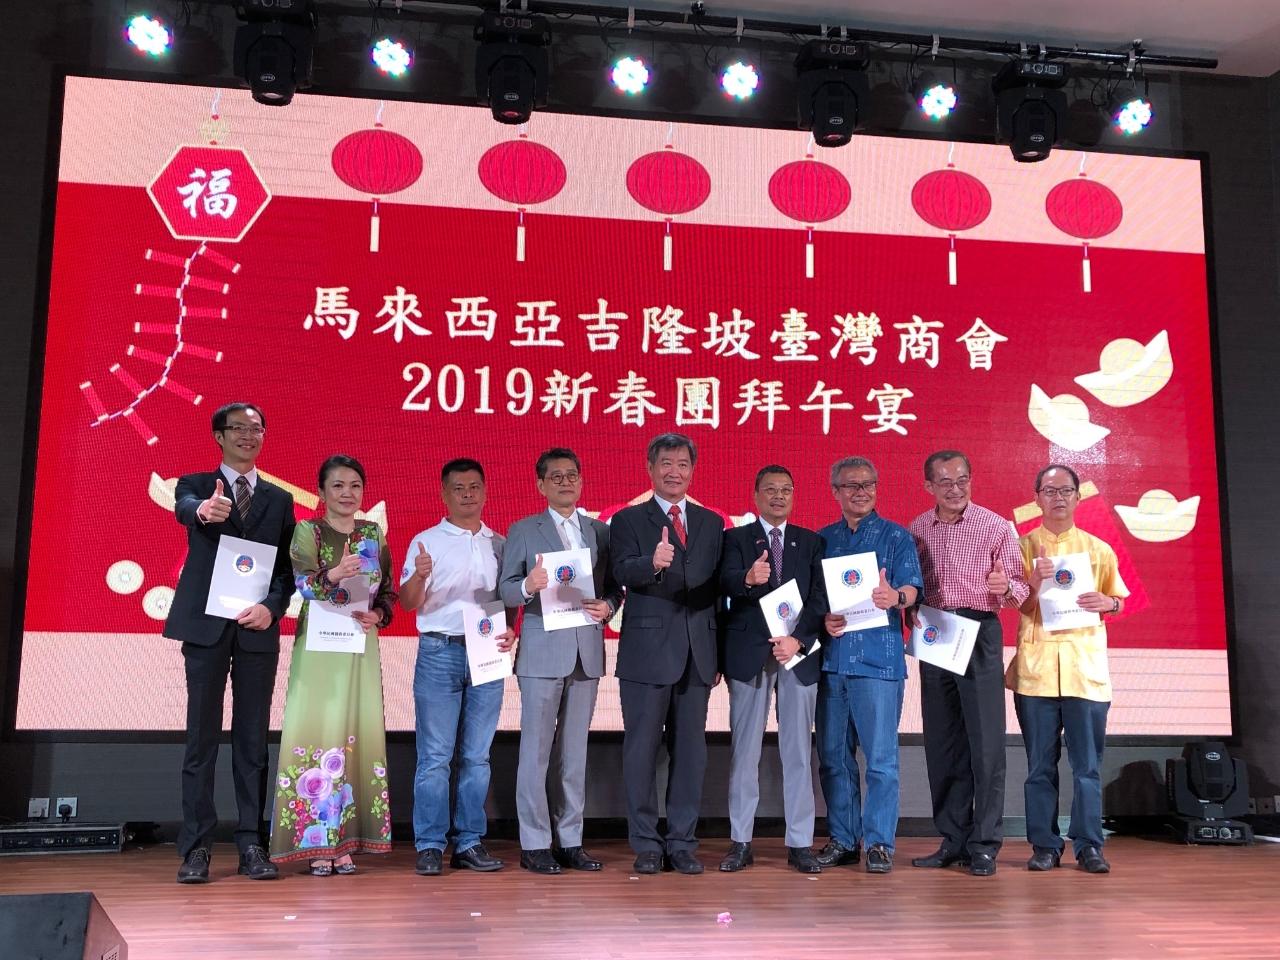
top-left (400, 457), bottom-right (514, 877)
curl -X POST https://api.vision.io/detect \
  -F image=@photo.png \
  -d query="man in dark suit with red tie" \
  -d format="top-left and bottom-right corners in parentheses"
top-left (164, 403), bottom-right (296, 883)
top-left (610, 433), bottom-right (723, 875)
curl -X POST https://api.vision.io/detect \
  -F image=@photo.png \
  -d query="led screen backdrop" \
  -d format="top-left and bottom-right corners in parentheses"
top-left (15, 76), bottom-right (1227, 735)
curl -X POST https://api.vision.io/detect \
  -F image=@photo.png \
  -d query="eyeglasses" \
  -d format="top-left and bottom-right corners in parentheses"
top-left (929, 476), bottom-right (970, 491)
top-left (835, 481), bottom-right (877, 494)
top-left (222, 423), bottom-right (265, 437)
top-left (1038, 486), bottom-right (1078, 500)
top-left (759, 486), bottom-right (794, 497)
top-left (544, 472), bottom-right (580, 485)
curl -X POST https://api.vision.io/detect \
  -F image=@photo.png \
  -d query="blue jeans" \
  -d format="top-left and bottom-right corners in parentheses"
top-left (412, 634), bottom-right (505, 852)
top-left (1015, 693), bottom-right (1109, 857)
top-left (816, 673), bottom-right (905, 852)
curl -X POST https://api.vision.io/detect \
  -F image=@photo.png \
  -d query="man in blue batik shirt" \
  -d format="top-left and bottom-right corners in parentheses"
top-left (815, 456), bottom-right (923, 875)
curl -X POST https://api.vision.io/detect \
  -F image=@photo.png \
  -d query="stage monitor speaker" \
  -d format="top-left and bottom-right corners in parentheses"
top-left (0, 892), bottom-right (127, 960)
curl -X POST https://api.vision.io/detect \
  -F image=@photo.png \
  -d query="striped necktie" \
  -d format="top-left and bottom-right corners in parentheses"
top-left (234, 475), bottom-right (252, 523)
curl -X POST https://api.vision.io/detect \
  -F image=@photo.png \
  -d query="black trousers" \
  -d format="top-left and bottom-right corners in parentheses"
top-left (619, 651), bottom-right (711, 855)
top-left (919, 611), bottom-right (1006, 858)
top-left (177, 622), bottom-right (279, 857)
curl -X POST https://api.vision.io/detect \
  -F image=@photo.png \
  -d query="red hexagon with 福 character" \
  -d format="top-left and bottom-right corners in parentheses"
top-left (146, 145), bottom-right (272, 243)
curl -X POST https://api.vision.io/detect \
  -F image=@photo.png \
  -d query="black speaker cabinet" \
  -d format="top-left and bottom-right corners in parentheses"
top-left (0, 892), bottom-right (127, 960)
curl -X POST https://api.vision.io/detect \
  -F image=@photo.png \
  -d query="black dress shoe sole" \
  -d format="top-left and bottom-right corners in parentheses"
top-left (1027, 857), bottom-right (1061, 871)
top-left (969, 863), bottom-right (996, 877)
top-left (451, 857), bottom-right (504, 872)
top-left (415, 864), bottom-right (442, 876)
top-left (238, 868), bottom-right (279, 880)
top-left (519, 861), bottom-right (562, 875)
top-left (176, 872), bottom-right (210, 884)
top-left (719, 854), bottom-right (754, 872)
top-left (633, 858), bottom-right (662, 875)
top-left (665, 857), bottom-right (704, 875)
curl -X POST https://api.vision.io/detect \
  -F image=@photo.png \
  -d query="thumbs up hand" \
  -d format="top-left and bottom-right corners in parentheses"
top-left (745, 549), bottom-right (771, 586)
top-left (525, 552), bottom-right (550, 594)
top-left (653, 526), bottom-right (675, 571)
top-left (199, 478), bottom-right (233, 523)
top-left (1032, 544), bottom-right (1054, 585)
top-left (327, 541), bottom-right (364, 584)
top-left (871, 566), bottom-right (897, 610)
top-left (412, 541), bottom-right (433, 581)
top-left (987, 557), bottom-right (1010, 596)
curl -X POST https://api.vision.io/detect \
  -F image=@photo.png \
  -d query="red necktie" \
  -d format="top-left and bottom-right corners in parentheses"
top-left (667, 504), bottom-right (687, 547)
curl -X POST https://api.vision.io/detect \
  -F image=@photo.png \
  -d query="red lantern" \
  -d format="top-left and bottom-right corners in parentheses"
top-left (910, 165), bottom-right (992, 285)
top-left (768, 156), bottom-right (851, 279)
top-left (478, 135), bottom-right (567, 262)
top-left (626, 146), bottom-right (711, 271)
top-left (331, 125), bottom-right (423, 252)
top-left (1045, 174), bottom-right (1123, 292)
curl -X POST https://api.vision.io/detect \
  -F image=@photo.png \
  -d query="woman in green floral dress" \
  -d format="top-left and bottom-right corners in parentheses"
top-left (269, 454), bottom-right (397, 874)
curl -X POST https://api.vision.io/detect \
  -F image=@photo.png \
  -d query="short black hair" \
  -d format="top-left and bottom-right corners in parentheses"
top-left (441, 458), bottom-right (485, 485)
top-left (536, 447), bottom-right (581, 478)
top-left (318, 454), bottom-right (366, 489)
top-left (1035, 463), bottom-right (1080, 492)
top-left (212, 402), bottom-right (265, 432)
top-left (647, 432), bottom-right (697, 466)
top-left (924, 449), bottom-right (970, 482)
top-left (754, 465), bottom-right (793, 490)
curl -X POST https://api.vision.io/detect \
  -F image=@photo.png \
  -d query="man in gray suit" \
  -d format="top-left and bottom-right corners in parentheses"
top-left (500, 448), bottom-right (623, 876)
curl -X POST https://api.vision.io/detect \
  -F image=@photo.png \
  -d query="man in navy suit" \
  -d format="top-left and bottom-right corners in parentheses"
top-left (610, 433), bottom-right (723, 875)
top-left (164, 402), bottom-right (295, 883)
top-left (718, 465), bottom-right (826, 874)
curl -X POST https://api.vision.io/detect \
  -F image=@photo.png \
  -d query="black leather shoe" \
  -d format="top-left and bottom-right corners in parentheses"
top-left (1027, 848), bottom-right (1062, 871)
top-left (1077, 845), bottom-right (1111, 874)
top-left (815, 840), bottom-right (860, 866)
top-left (787, 846), bottom-right (822, 874)
top-left (238, 844), bottom-right (279, 880)
top-left (666, 850), bottom-right (704, 875)
top-left (519, 848), bottom-right (562, 875)
top-left (633, 851), bottom-right (662, 874)
top-left (719, 841), bottom-right (754, 872)
top-left (911, 846), bottom-right (970, 868)
top-left (177, 847), bottom-right (211, 884)
top-left (451, 843), bottom-right (504, 872)
top-left (968, 852), bottom-right (997, 876)
top-left (866, 844), bottom-right (893, 874)
top-left (554, 846), bottom-right (603, 871)
top-left (415, 849), bottom-right (442, 876)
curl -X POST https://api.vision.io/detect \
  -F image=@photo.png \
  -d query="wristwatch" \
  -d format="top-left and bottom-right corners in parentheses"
top-left (1109, 596), bottom-right (1120, 614)
top-left (896, 589), bottom-right (908, 608)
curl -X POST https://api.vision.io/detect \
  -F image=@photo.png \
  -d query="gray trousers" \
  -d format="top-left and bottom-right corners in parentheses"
top-left (516, 663), bottom-right (599, 850)
top-left (726, 657), bottom-right (818, 848)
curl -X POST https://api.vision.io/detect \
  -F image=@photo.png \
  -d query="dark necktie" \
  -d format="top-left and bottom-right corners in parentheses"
top-left (235, 475), bottom-right (252, 523)
top-left (769, 527), bottom-right (783, 586)
top-left (667, 504), bottom-right (687, 547)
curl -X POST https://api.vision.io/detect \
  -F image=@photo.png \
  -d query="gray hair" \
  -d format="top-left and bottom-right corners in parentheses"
top-left (647, 432), bottom-right (697, 466)
top-left (829, 456), bottom-right (878, 487)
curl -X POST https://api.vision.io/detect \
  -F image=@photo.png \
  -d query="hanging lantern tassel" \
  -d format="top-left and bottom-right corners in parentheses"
top-left (805, 226), bottom-right (815, 279)
top-left (1081, 242), bottom-right (1092, 293)
top-left (517, 208), bottom-right (527, 262)
top-left (369, 198), bottom-right (381, 253)
top-left (663, 218), bottom-right (673, 272)
top-left (948, 233), bottom-right (958, 286)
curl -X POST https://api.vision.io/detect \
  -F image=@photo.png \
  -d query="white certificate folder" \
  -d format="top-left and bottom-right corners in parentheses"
top-left (205, 535), bottom-right (277, 619)
top-left (906, 605), bottom-right (981, 676)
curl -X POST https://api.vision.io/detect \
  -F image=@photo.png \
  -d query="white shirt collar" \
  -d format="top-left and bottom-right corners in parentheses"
top-left (220, 464), bottom-right (258, 490)
top-left (437, 518), bottom-right (494, 538)
top-left (652, 494), bottom-right (686, 521)
top-left (547, 506), bottom-right (581, 528)
top-left (759, 518), bottom-right (787, 539)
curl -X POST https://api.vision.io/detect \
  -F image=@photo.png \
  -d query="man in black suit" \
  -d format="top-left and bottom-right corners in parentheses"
top-left (164, 402), bottom-right (296, 883)
top-left (610, 433), bottom-right (723, 875)
top-left (718, 465), bottom-right (826, 874)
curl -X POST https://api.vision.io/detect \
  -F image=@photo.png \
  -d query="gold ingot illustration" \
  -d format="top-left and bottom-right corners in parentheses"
top-left (1074, 330), bottom-right (1173, 407)
top-left (1115, 489), bottom-right (1200, 542)
top-left (1028, 385), bottom-right (1110, 452)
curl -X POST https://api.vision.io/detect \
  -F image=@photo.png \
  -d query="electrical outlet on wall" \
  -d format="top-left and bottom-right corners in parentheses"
top-left (27, 797), bottom-right (49, 819)
top-left (55, 796), bottom-right (78, 819)
top-left (1258, 796), bottom-right (1277, 815)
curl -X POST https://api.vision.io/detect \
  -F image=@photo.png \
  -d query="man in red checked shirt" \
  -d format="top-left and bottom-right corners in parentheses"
top-left (907, 450), bottom-right (1029, 877)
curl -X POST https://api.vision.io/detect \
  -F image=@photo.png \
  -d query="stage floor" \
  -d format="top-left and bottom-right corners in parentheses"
top-left (2, 837), bottom-right (1277, 959)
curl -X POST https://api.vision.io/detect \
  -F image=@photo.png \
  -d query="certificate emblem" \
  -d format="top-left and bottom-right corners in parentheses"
top-left (555, 564), bottom-right (576, 584)
top-left (234, 554), bottom-right (255, 575)
top-left (1054, 568), bottom-right (1075, 588)
top-left (922, 624), bottom-right (941, 645)
top-left (330, 587), bottom-right (350, 607)
top-left (842, 568), bottom-right (862, 587)
top-left (477, 617), bottom-right (495, 637)
top-left (776, 601), bottom-right (793, 621)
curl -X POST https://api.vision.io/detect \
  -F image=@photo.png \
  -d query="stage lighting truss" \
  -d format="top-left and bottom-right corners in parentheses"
top-left (232, 0), bottom-right (317, 106)
top-left (795, 39), bottom-right (870, 147)
top-left (126, 14), bottom-right (172, 56)
top-left (474, 10), bottom-right (551, 124)
top-left (993, 55), bottom-right (1070, 162)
